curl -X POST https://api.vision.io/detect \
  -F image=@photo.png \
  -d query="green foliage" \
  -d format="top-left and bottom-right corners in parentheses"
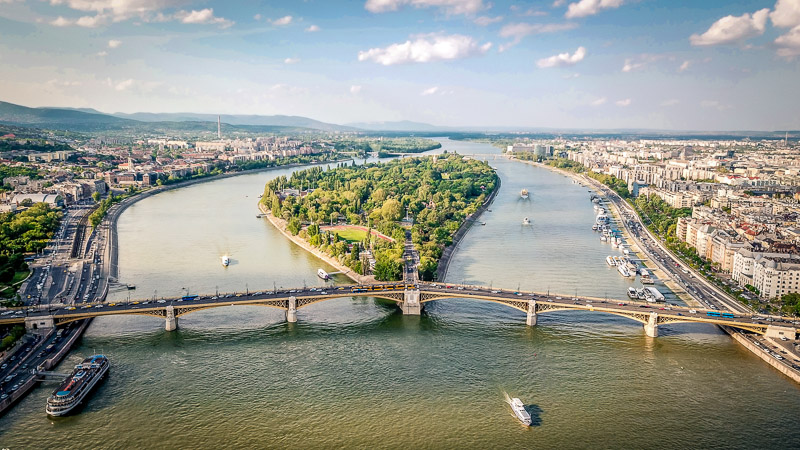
top-left (0, 202), bottom-right (61, 255)
top-left (265, 153), bottom-right (498, 280)
top-left (0, 325), bottom-right (25, 351)
top-left (634, 194), bottom-right (691, 237)
top-left (780, 293), bottom-right (800, 316)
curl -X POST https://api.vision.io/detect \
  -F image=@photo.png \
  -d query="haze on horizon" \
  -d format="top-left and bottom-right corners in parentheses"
top-left (1, 0), bottom-right (799, 131)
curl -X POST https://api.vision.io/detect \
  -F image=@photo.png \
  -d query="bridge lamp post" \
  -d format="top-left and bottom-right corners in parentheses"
top-left (246, 283), bottom-right (249, 295)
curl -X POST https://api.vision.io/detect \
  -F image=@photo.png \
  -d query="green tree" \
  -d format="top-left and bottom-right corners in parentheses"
top-left (92, 191), bottom-right (101, 203)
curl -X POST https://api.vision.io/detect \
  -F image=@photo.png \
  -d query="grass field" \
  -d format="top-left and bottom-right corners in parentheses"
top-left (334, 228), bottom-right (368, 242)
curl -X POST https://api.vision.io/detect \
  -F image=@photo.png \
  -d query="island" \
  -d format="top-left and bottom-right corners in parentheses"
top-left (260, 153), bottom-right (498, 281)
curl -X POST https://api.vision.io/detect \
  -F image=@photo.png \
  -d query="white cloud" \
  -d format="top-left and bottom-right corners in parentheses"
top-left (47, 0), bottom-right (183, 22)
top-left (690, 8), bottom-right (769, 46)
top-left (176, 8), bottom-right (234, 28)
top-left (421, 86), bottom-right (439, 95)
top-left (565, 0), bottom-right (624, 19)
top-left (306, 24), bottom-right (320, 32)
top-left (770, 0), bottom-right (800, 28)
top-left (775, 24), bottom-right (800, 58)
top-left (364, 0), bottom-right (486, 15)
top-left (552, 0), bottom-right (566, 7)
top-left (536, 46), bottom-right (586, 68)
top-left (271, 15), bottom-right (293, 26)
top-left (350, 85), bottom-right (362, 94)
top-left (358, 33), bottom-right (492, 65)
top-left (590, 97), bottom-right (606, 106)
top-left (97, 50), bottom-right (108, 56)
top-left (498, 22), bottom-right (577, 51)
top-left (108, 39), bottom-right (122, 48)
top-left (114, 79), bottom-right (135, 91)
top-left (615, 98), bottom-right (631, 107)
top-left (678, 60), bottom-right (690, 72)
top-left (50, 16), bottom-right (72, 26)
top-left (621, 58), bottom-right (643, 72)
top-left (284, 57), bottom-right (300, 64)
top-left (253, 14), bottom-right (262, 20)
top-left (660, 99), bottom-right (679, 106)
top-left (474, 15), bottom-right (503, 26)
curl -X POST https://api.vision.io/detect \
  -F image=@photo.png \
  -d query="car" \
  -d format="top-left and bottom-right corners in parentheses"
top-left (157, 300), bottom-right (167, 304)
top-left (94, 304), bottom-right (103, 308)
top-left (67, 306), bottom-right (76, 310)
top-left (0, 364), bottom-right (6, 370)
top-left (0, 394), bottom-right (7, 400)
top-left (781, 336), bottom-right (790, 341)
top-left (491, 290), bottom-right (499, 294)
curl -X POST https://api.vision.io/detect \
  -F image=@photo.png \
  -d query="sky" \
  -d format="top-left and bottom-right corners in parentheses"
top-left (0, 0), bottom-right (799, 131)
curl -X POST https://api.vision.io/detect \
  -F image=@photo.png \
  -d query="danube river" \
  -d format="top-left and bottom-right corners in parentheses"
top-left (2, 139), bottom-right (800, 448)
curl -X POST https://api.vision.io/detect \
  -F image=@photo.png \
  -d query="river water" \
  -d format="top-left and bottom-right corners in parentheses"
top-left (2, 139), bottom-right (799, 448)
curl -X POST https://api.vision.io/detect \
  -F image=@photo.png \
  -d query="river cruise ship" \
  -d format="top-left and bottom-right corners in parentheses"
top-left (46, 355), bottom-right (109, 416)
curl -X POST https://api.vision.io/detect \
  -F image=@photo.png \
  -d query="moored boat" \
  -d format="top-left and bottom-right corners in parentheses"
top-left (606, 256), bottom-right (616, 266)
top-left (317, 268), bottom-right (330, 280)
top-left (46, 355), bottom-right (109, 417)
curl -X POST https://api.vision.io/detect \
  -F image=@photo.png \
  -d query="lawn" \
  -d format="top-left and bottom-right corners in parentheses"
top-left (334, 228), bottom-right (368, 243)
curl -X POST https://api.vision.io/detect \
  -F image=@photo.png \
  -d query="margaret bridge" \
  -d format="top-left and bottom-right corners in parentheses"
top-left (3, 282), bottom-right (797, 340)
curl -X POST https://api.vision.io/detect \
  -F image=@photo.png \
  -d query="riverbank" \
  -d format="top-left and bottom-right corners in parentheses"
top-left (258, 203), bottom-right (373, 284)
top-left (436, 176), bottom-right (501, 281)
top-left (723, 326), bottom-right (800, 383)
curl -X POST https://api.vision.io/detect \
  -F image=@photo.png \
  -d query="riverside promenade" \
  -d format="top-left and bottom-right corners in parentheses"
top-left (258, 203), bottom-right (374, 284)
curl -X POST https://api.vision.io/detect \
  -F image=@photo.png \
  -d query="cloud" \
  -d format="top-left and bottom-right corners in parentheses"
top-left (565, 0), bottom-right (624, 19)
top-left (660, 99), bottom-right (679, 106)
top-left (350, 85), bottom-right (362, 94)
top-left (615, 98), bottom-right (631, 107)
top-left (284, 57), bottom-right (300, 64)
top-left (536, 46), bottom-right (586, 68)
top-left (108, 39), bottom-right (122, 48)
top-left (690, 8), bottom-right (769, 46)
top-left (47, 0), bottom-right (184, 23)
top-left (364, 0), bottom-right (486, 16)
top-left (50, 16), bottom-right (72, 26)
top-left (498, 22), bottom-right (577, 51)
top-left (770, 0), bottom-right (800, 28)
top-left (97, 50), bottom-right (108, 56)
top-left (114, 79), bottom-right (135, 91)
top-left (421, 86), bottom-right (439, 95)
top-left (306, 24), bottom-right (320, 32)
top-left (176, 8), bottom-right (234, 28)
top-left (678, 60), bottom-right (690, 72)
top-left (552, 0), bottom-right (566, 7)
top-left (775, 24), bottom-right (800, 58)
top-left (271, 15), bottom-right (293, 26)
top-left (621, 58), bottom-right (643, 72)
top-left (474, 15), bottom-right (503, 26)
top-left (358, 33), bottom-right (492, 65)
top-left (590, 97), bottom-right (606, 106)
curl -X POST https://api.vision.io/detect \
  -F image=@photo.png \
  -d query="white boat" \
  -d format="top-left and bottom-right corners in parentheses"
top-left (221, 255), bottom-right (230, 266)
top-left (522, 217), bottom-right (531, 225)
top-left (317, 268), bottom-right (330, 280)
top-left (645, 287), bottom-right (665, 302)
top-left (520, 189), bottom-right (529, 199)
top-left (509, 397), bottom-right (532, 426)
top-left (600, 236), bottom-right (607, 242)
top-left (617, 265), bottom-right (631, 277)
top-left (606, 256), bottom-right (616, 266)
top-left (627, 287), bottom-right (638, 299)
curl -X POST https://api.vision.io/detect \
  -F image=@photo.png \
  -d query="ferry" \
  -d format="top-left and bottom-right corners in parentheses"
top-left (645, 287), bottom-right (665, 302)
top-left (221, 255), bottom-right (230, 267)
top-left (317, 268), bottom-right (330, 280)
top-left (509, 397), bottom-right (532, 426)
top-left (46, 355), bottom-right (109, 417)
top-left (627, 287), bottom-right (638, 299)
top-left (520, 189), bottom-right (529, 199)
top-left (606, 256), bottom-right (616, 266)
top-left (617, 265), bottom-right (631, 277)
top-left (522, 217), bottom-right (531, 225)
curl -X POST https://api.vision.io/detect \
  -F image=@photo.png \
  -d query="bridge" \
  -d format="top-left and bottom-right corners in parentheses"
top-left (3, 282), bottom-right (797, 340)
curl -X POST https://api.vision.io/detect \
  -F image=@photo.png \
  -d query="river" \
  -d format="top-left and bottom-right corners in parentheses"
top-left (1, 138), bottom-right (799, 448)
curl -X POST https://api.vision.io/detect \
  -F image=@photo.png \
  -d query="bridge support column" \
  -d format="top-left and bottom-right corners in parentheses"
top-left (644, 312), bottom-right (658, 338)
top-left (25, 316), bottom-right (54, 333)
top-left (165, 305), bottom-right (177, 331)
top-left (402, 289), bottom-right (421, 315)
top-left (286, 296), bottom-right (297, 323)
top-left (526, 300), bottom-right (537, 326)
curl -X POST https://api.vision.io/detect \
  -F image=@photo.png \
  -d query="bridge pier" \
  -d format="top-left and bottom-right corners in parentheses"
top-left (25, 315), bottom-right (54, 333)
top-left (286, 296), bottom-right (297, 323)
top-left (402, 289), bottom-right (421, 315)
top-left (644, 312), bottom-right (658, 338)
top-left (165, 305), bottom-right (177, 331)
top-left (526, 300), bottom-right (537, 326)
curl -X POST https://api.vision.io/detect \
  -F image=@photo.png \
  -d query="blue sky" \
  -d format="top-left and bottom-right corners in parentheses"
top-left (0, 0), bottom-right (799, 130)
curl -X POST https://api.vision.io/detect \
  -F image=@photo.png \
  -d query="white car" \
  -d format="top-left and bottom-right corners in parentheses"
top-left (157, 300), bottom-right (167, 303)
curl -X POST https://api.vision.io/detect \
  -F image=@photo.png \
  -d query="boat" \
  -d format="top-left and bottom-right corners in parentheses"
top-left (606, 256), bottom-right (616, 266)
top-left (221, 255), bottom-right (230, 267)
top-left (600, 236), bottom-right (607, 242)
top-left (317, 268), bottom-right (330, 280)
top-left (645, 287), bottom-right (665, 302)
top-left (636, 288), bottom-right (647, 299)
top-left (509, 397), bottom-right (532, 426)
top-left (480, 222), bottom-right (486, 226)
top-left (46, 355), bottom-right (109, 417)
top-left (627, 287), bottom-right (638, 299)
top-left (520, 189), bottom-right (529, 199)
top-left (522, 217), bottom-right (531, 225)
top-left (617, 265), bottom-right (631, 277)
top-left (592, 224), bottom-right (598, 231)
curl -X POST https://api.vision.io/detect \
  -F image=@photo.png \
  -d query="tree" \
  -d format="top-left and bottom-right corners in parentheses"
top-left (92, 191), bottom-right (101, 203)
top-left (381, 198), bottom-right (403, 222)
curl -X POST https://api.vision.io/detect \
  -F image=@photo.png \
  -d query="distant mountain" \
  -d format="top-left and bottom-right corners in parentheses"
top-left (112, 112), bottom-right (356, 132)
top-left (0, 101), bottom-right (136, 131)
top-left (345, 120), bottom-right (448, 132)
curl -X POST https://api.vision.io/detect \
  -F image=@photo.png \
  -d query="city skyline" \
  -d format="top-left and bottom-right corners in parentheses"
top-left (1, 0), bottom-right (799, 131)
